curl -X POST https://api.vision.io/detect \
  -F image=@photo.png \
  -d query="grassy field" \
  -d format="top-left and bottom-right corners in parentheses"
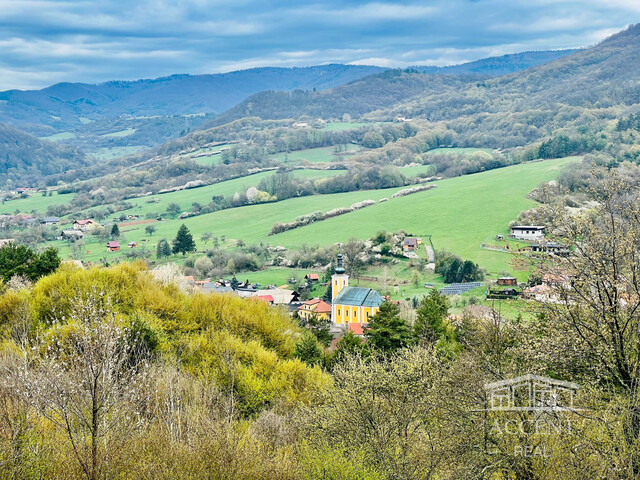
top-left (68, 169), bottom-right (345, 220)
top-left (321, 122), bottom-right (373, 132)
top-left (52, 157), bottom-right (577, 272)
top-left (40, 132), bottom-right (76, 141)
top-left (101, 128), bottom-right (136, 138)
top-left (271, 144), bottom-right (362, 164)
top-left (398, 165), bottom-right (432, 177)
top-left (425, 147), bottom-right (495, 155)
top-left (0, 191), bottom-right (76, 215)
top-left (192, 144), bottom-right (232, 166)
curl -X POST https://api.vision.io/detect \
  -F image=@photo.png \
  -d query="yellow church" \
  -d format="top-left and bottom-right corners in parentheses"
top-left (331, 254), bottom-right (383, 326)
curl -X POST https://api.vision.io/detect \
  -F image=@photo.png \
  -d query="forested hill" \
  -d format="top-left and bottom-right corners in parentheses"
top-left (205, 71), bottom-right (484, 127)
top-left (0, 65), bottom-right (386, 132)
top-left (205, 25), bottom-right (640, 134)
top-left (417, 49), bottom-right (579, 76)
top-left (0, 123), bottom-right (87, 185)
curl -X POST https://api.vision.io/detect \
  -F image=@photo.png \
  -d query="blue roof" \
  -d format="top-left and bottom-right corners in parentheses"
top-left (334, 287), bottom-right (383, 307)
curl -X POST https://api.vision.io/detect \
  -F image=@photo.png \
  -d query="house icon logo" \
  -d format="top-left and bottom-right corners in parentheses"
top-left (484, 374), bottom-right (580, 412)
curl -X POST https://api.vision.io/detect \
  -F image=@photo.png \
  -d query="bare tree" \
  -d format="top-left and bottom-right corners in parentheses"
top-left (342, 238), bottom-right (366, 280)
top-left (5, 292), bottom-right (150, 480)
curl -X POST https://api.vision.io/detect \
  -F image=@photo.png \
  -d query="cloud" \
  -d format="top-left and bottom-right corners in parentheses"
top-left (0, 0), bottom-right (633, 90)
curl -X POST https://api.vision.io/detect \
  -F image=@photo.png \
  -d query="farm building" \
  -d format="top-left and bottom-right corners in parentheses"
top-left (497, 277), bottom-right (517, 286)
top-left (510, 225), bottom-right (545, 241)
top-left (41, 217), bottom-right (60, 225)
top-left (298, 298), bottom-right (332, 321)
top-left (305, 273), bottom-right (320, 283)
top-left (331, 254), bottom-right (383, 326)
top-left (74, 219), bottom-right (97, 231)
top-left (106, 241), bottom-right (120, 252)
top-left (402, 237), bottom-right (422, 251)
top-left (128, 242), bottom-right (138, 248)
top-left (526, 242), bottom-right (569, 256)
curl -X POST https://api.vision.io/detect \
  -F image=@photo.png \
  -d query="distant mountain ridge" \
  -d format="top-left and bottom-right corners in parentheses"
top-left (416, 49), bottom-right (580, 76)
top-left (0, 50), bottom-right (578, 135)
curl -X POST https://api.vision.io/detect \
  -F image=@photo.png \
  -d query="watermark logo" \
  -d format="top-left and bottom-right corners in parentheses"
top-left (483, 374), bottom-right (581, 458)
top-left (485, 374), bottom-right (579, 413)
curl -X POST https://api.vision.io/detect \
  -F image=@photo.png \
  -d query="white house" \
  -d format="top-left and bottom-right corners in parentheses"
top-left (510, 225), bottom-right (545, 241)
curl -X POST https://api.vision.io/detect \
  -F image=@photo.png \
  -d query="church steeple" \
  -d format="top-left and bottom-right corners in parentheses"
top-left (331, 254), bottom-right (349, 301)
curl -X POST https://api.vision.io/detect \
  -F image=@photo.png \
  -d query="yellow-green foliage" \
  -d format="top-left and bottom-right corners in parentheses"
top-left (0, 261), bottom-right (329, 417)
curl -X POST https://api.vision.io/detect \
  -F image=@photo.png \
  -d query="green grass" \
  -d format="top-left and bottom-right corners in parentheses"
top-left (321, 122), bottom-right (373, 132)
top-left (0, 191), bottom-right (75, 215)
top-left (425, 147), bottom-right (494, 155)
top-left (192, 144), bottom-right (232, 166)
top-left (270, 145), bottom-right (362, 165)
top-left (41, 132), bottom-right (76, 141)
top-left (101, 128), bottom-right (136, 138)
top-left (69, 169), bottom-right (345, 221)
top-left (399, 165), bottom-right (432, 178)
top-left (49, 158), bottom-right (578, 278)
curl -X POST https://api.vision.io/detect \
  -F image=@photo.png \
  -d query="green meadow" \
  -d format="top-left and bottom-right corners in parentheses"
top-left (0, 191), bottom-right (76, 215)
top-left (52, 157), bottom-right (577, 275)
top-left (425, 147), bottom-right (495, 155)
top-left (270, 144), bottom-right (362, 164)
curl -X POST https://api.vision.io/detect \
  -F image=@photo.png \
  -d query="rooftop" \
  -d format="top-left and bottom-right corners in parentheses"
top-left (334, 286), bottom-right (383, 307)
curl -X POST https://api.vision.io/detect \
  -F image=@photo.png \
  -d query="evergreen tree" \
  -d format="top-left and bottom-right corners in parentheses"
top-left (305, 313), bottom-right (333, 347)
top-left (172, 224), bottom-right (196, 255)
top-left (333, 330), bottom-right (365, 361)
top-left (156, 239), bottom-right (171, 259)
top-left (0, 243), bottom-right (60, 282)
top-left (364, 301), bottom-right (412, 352)
top-left (414, 289), bottom-right (450, 342)
top-left (111, 223), bottom-right (120, 238)
top-left (293, 331), bottom-right (323, 366)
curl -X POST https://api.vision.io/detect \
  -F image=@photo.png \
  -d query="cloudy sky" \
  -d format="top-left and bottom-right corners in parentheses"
top-left (0, 0), bottom-right (636, 90)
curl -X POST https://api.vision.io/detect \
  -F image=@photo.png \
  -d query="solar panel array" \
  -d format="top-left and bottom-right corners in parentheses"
top-left (438, 282), bottom-right (483, 296)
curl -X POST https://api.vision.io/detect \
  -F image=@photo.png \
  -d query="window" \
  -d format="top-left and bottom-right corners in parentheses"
top-left (346, 310), bottom-right (349, 316)
top-left (354, 310), bottom-right (357, 317)
top-left (338, 309), bottom-right (341, 315)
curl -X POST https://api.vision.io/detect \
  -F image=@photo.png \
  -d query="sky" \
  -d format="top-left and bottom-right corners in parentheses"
top-left (0, 0), bottom-right (636, 91)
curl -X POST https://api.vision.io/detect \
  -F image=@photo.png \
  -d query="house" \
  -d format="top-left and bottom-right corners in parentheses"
top-left (402, 237), bottom-right (422, 252)
top-left (74, 219), bottom-right (97, 231)
top-left (61, 230), bottom-right (84, 240)
top-left (527, 242), bottom-right (569, 256)
top-left (298, 298), bottom-right (332, 321)
top-left (106, 241), bottom-right (120, 252)
top-left (497, 277), bottom-right (517, 286)
top-left (127, 242), bottom-right (138, 248)
top-left (510, 225), bottom-right (545, 241)
top-left (305, 273), bottom-right (320, 283)
top-left (348, 323), bottom-right (365, 336)
top-left (331, 254), bottom-right (383, 327)
top-left (41, 217), bottom-right (60, 225)
top-left (255, 295), bottom-right (275, 305)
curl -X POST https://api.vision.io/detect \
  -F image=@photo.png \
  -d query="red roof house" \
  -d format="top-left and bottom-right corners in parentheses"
top-left (106, 241), bottom-right (120, 252)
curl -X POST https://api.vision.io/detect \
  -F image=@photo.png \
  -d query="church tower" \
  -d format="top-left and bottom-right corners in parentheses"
top-left (332, 254), bottom-right (349, 301)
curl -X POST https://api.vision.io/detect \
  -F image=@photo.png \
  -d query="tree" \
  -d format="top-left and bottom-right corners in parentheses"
top-left (364, 301), bottom-right (413, 352)
top-left (411, 269), bottom-right (421, 287)
top-left (156, 239), bottom-right (171, 260)
top-left (414, 289), bottom-right (450, 342)
top-left (171, 224), bottom-right (196, 256)
top-left (304, 313), bottom-right (333, 347)
top-left (0, 243), bottom-right (60, 282)
top-left (110, 223), bottom-right (120, 238)
top-left (145, 225), bottom-right (156, 236)
top-left (293, 331), bottom-right (323, 366)
top-left (6, 293), bottom-right (150, 480)
top-left (342, 238), bottom-right (365, 279)
top-left (333, 330), bottom-right (364, 361)
top-left (201, 232), bottom-right (213, 245)
top-left (166, 202), bottom-right (181, 217)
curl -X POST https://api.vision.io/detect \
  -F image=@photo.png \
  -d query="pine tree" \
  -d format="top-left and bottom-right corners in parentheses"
top-left (364, 301), bottom-right (413, 352)
top-left (172, 224), bottom-right (196, 255)
top-left (111, 223), bottom-right (120, 238)
top-left (293, 331), bottom-right (323, 366)
top-left (414, 289), bottom-right (450, 342)
top-left (156, 239), bottom-right (171, 259)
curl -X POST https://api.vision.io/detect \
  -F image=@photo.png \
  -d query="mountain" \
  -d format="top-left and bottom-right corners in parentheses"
top-left (416, 49), bottom-right (579, 76)
top-left (0, 123), bottom-right (87, 186)
top-left (0, 65), bottom-right (387, 133)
